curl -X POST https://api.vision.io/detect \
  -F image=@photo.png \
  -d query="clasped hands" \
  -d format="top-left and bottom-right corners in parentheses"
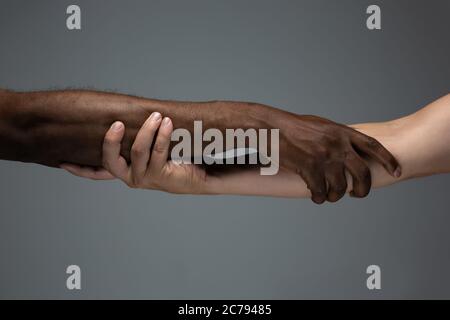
top-left (61, 111), bottom-right (401, 204)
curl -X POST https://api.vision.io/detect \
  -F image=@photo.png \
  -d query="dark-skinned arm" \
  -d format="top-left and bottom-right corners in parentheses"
top-left (0, 88), bottom-right (401, 203)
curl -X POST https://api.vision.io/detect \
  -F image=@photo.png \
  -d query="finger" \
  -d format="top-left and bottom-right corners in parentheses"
top-left (344, 153), bottom-right (371, 198)
top-left (60, 163), bottom-right (115, 180)
top-left (325, 164), bottom-right (347, 202)
top-left (102, 121), bottom-right (129, 180)
top-left (130, 112), bottom-right (162, 183)
top-left (299, 166), bottom-right (327, 204)
top-left (351, 131), bottom-right (401, 178)
top-left (149, 117), bottom-right (173, 173)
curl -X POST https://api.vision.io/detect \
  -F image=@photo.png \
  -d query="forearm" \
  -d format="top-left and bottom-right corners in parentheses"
top-left (0, 89), bottom-right (272, 167)
top-left (353, 93), bottom-right (450, 182)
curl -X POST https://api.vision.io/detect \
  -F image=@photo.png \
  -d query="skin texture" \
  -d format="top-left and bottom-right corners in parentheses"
top-left (0, 89), bottom-right (400, 203)
top-left (63, 93), bottom-right (450, 199)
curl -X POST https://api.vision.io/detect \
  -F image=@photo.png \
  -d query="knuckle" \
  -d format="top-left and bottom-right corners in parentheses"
top-left (366, 136), bottom-right (380, 149)
top-left (314, 145), bottom-right (329, 160)
top-left (355, 165), bottom-right (370, 181)
top-left (161, 165), bottom-right (173, 178)
top-left (344, 150), bottom-right (356, 160)
top-left (327, 135), bottom-right (341, 146)
top-left (153, 142), bottom-right (166, 154)
top-left (131, 146), bottom-right (146, 157)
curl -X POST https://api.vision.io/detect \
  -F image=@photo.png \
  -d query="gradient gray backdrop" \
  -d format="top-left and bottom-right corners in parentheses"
top-left (0, 0), bottom-right (449, 299)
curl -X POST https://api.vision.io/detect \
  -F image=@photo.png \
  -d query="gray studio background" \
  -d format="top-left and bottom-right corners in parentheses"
top-left (0, 0), bottom-right (449, 299)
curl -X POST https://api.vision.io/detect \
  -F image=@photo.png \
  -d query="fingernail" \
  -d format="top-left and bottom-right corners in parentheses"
top-left (394, 167), bottom-right (402, 178)
top-left (162, 117), bottom-right (171, 126)
top-left (150, 112), bottom-right (161, 121)
top-left (111, 121), bottom-right (123, 131)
